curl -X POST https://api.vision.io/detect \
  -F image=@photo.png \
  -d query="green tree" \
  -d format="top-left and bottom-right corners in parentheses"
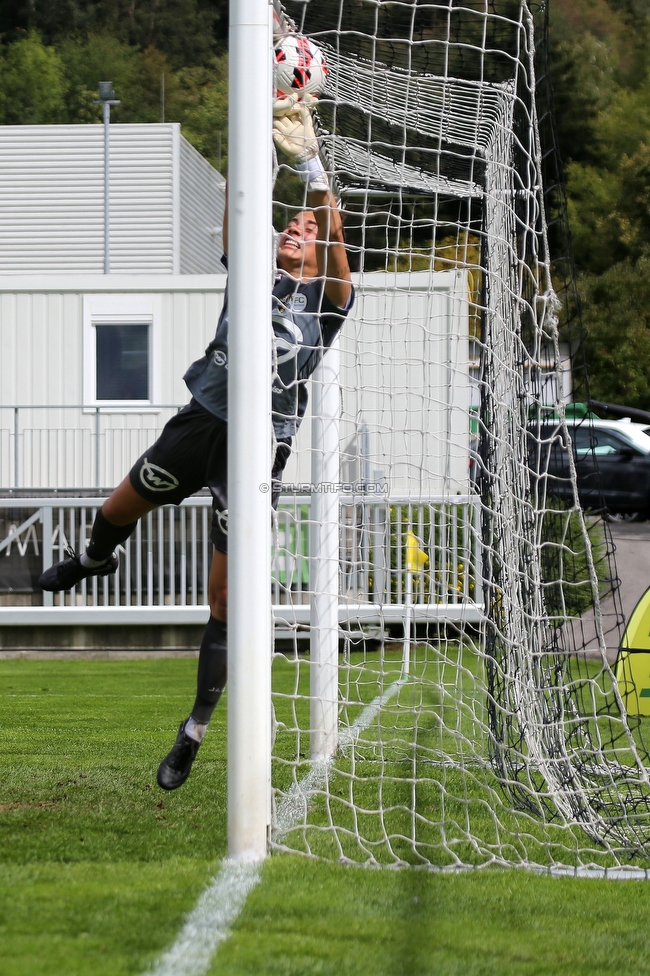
top-left (27, 0), bottom-right (225, 68)
top-left (0, 30), bottom-right (67, 124)
top-left (548, 0), bottom-right (650, 271)
top-left (0, 0), bottom-right (31, 40)
top-left (57, 33), bottom-right (181, 124)
top-left (564, 93), bottom-right (650, 274)
top-left (175, 55), bottom-right (228, 170)
top-left (565, 164), bottom-right (624, 274)
top-left (581, 257), bottom-right (650, 410)
top-left (548, 31), bottom-right (618, 169)
top-left (617, 142), bottom-right (650, 257)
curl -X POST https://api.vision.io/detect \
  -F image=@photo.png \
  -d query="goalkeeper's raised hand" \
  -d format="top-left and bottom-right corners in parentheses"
top-left (273, 97), bottom-right (329, 193)
top-left (273, 100), bottom-right (319, 161)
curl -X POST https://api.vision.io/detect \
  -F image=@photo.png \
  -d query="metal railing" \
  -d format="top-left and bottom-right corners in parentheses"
top-left (0, 495), bottom-right (483, 626)
top-left (0, 404), bottom-right (183, 489)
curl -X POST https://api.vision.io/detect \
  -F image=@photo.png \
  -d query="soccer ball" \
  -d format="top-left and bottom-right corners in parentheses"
top-left (274, 34), bottom-right (328, 100)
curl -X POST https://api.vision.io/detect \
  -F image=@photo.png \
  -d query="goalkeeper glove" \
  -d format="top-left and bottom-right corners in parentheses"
top-left (273, 98), bottom-right (329, 193)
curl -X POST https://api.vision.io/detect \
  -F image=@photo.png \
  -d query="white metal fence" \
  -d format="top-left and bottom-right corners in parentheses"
top-left (0, 405), bottom-right (182, 490)
top-left (0, 495), bottom-right (483, 627)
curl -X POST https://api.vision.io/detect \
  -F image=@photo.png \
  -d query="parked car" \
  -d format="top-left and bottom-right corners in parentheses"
top-left (528, 418), bottom-right (650, 521)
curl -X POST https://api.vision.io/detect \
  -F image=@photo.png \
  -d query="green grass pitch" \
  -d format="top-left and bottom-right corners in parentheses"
top-left (2, 658), bottom-right (650, 975)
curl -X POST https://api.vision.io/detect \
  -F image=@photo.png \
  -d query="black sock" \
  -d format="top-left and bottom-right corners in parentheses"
top-left (86, 509), bottom-right (137, 561)
top-left (191, 616), bottom-right (228, 725)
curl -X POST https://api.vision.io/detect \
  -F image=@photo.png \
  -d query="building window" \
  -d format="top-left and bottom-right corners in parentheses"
top-left (96, 324), bottom-right (149, 400)
top-left (83, 294), bottom-right (161, 408)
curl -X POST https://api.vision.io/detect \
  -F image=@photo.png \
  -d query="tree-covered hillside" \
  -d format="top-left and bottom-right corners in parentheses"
top-left (0, 0), bottom-right (647, 408)
top-left (550, 0), bottom-right (650, 409)
top-left (0, 1), bottom-right (229, 168)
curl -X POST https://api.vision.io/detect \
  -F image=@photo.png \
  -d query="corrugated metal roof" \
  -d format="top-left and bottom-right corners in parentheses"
top-left (0, 124), bottom-right (225, 274)
top-left (179, 136), bottom-right (225, 274)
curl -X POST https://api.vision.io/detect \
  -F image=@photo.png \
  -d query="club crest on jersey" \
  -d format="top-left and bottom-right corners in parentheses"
top-left (140, 458), bottom-right (180, 492)
top-left (287, 294), bottom-right (307, 312)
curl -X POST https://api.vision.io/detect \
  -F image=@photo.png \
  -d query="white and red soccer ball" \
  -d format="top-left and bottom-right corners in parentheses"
top-left (274, 34), bottom-right (328, 100)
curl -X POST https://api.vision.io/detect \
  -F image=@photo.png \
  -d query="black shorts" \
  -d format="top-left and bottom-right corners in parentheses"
top-left (129, 399), bottom-right (291, 553)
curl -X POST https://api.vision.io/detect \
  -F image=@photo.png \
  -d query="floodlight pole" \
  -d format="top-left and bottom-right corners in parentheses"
top-left (227, 0), bottom-right (273, 862)
top-left (94, 82), bottom-right (120, 274)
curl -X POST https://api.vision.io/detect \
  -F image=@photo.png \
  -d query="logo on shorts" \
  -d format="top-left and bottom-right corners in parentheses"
top-left (140, 458), bottom-right (180, 493)
top-left (213, 350), bottom-right (227, 367)
top-left (214, 508), bottom-right (228, 536)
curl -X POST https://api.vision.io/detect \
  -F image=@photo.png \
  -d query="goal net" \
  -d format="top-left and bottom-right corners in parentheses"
top-left (268, 0), bottom-right (650, 874)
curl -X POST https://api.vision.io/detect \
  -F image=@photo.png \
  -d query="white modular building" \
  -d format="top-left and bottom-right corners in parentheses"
top-left (0, 273), bottom-right (226, 489)
top-left (0, 269), bottom-right (471, 495)
top-left (0, 122), bottom-right (225, 490)
top-left (0, 122), bottom-right (472, 496)
top-left (0, 123), bottom-right (476, 636)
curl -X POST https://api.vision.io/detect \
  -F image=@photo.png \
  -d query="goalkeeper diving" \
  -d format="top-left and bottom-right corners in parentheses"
top-left (38, 88), bottom-right (353, 790)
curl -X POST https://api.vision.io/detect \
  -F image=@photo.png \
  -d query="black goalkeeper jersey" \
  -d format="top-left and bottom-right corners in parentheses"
top-left (183, 260), bottom-right (353, 438)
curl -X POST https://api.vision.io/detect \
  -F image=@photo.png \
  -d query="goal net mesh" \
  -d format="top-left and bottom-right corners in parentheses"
top-left (269, 0), bottom-right (650, 873)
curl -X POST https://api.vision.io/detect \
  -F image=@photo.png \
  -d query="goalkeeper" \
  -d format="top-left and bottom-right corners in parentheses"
top-left (38, 98), bottom-right (353, 790)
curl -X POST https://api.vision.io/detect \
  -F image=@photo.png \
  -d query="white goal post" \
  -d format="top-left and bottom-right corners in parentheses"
top-left (227, 0), bottom-right (274, 862)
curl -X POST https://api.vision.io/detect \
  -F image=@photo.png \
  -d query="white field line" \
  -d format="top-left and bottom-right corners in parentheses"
top-left (274, 679), bottom-right (404, 839)
top-left (143, 679), bottom-right (403, 976)
top-left (144, 859), bottom-right (262, 976)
